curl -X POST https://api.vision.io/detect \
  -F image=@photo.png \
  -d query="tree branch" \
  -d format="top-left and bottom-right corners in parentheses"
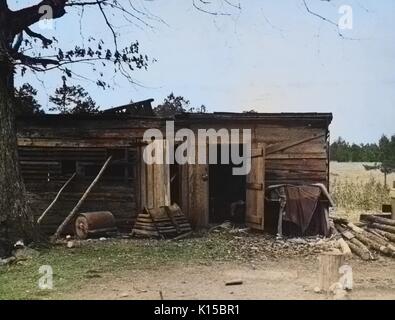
top-left (9, 0), bottom-right (67, 36)
top-left (24, 27), bottom-right (53, 48)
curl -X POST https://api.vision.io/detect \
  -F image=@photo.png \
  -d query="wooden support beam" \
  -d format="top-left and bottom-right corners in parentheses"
top-left (53, 156), bottom-right (112, 239)
top-left (266, 134), bottom-right (325, 156)
top-left (37, 172), bottom-right (76, 224)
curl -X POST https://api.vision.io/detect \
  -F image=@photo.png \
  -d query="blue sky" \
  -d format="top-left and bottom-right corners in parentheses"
top-left (11, 0), bottom-right (395, 143)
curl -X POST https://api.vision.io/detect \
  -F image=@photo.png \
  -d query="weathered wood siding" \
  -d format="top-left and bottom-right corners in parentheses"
top-left (17, 113), bottom-right (331, 231)
top-left (254, 125), bottom-right (328, 187)
top-left (19, 146), bottom-right (137, 234)
top-left (175, 119), bottom-right (329, 189)
top-left (174, 114), bottom-right (331, 228)
top-left (16, 116), bottom-right (163, 234)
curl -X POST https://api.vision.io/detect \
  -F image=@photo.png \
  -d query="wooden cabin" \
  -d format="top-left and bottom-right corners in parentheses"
top-left (16, 100), bottom-right (332, 235)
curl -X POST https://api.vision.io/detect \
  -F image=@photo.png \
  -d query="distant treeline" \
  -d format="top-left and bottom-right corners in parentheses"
top-left (330, 135), bottom-right (395, 163)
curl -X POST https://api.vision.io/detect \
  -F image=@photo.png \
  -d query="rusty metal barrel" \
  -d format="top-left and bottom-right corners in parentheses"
top-left (75, 211), bottom-right (117, 239)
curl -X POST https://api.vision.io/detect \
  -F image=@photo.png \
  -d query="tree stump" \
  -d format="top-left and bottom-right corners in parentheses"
top-left (318, 252), bottom-right (345, 292)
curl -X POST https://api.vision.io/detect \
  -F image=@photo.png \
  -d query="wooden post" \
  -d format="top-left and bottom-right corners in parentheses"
top-left (318, 252), bottom-right (345, 292)
top-left (53, 156), bottom-right (112, 239)
top-left (37, 172), bottom-right (76, 224)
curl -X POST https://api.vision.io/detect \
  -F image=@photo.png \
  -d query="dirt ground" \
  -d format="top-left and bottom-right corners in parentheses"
top-left (63, 256), bottom-right (395, 300)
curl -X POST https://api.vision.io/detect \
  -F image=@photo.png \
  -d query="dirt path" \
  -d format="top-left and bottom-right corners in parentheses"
top-left (63, 257), bottom-right (395, 300)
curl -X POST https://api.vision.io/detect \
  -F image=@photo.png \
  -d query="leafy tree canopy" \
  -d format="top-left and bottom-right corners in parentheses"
top-left (330, 135), bottom-right (395, 165)
top-left (14, 83), bottom-right (44, 116)
top-left (154, 93), bottom-right (207, 117)
top-left (49, 76), bottom-right (99, 114)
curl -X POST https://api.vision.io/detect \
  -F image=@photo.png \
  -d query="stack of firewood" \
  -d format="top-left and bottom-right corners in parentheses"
top-left (332, 215), bottom-right (395, 260)
top-left (131, 203), bottom-right (192, 239)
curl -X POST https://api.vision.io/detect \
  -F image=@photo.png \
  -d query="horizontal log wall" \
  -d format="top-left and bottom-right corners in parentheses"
top-left (19, 145), bottom-right (138, 235)
top-left (17, 116), bottom-right (330, 231)
top-left (16, 117), bottom-right (164, 234)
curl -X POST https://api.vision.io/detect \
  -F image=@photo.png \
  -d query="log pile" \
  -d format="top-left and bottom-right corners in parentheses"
top-left (131, 203), bottom-right (192, 239)
top-left (332, 215), bottom-right (395, 260)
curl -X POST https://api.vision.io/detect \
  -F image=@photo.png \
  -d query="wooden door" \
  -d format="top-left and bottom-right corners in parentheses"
top-left (245, 143), bottom-right (265, 230)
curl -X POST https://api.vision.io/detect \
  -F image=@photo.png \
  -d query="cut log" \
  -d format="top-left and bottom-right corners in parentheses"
top-left (371, 228), bottom-right (395, 243)
top-left (331, 217), bottom-right (349, 225)
top-left (363, 215), bottom-right (395, 226)
top-left (346, 241), bottom-right (370, 261)
top-left (370, 223), bottom-right (395, 235)
top-left (365, 230), bottom-right (389, 246)
top-left (336, 224), bottom-right (374, 260)
top-left (53, 156), bottom-right (112, 239)
top-left (365, 230), bottom-right (395, 253)
top-left (354, 232), bottom-right (393, 256)
top-left (366, 228), bottom-right (389, 242)
top-left (338, 238), bottom-right (352, 257)
top-left (318, 252), bottom-right (345, 292)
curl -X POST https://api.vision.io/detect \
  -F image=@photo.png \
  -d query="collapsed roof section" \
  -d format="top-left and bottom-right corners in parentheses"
top-left (17, 98), bottom-right (333, 128)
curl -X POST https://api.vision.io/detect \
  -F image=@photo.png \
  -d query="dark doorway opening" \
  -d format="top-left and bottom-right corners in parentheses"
top-left (209, 144), bottom-right (246, 224)
top-left (170, 163), bottom-right (181, 205)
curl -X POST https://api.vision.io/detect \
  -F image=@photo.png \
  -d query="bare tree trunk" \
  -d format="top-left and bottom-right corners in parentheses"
top-left (0, 56), bottom-right (35, 244)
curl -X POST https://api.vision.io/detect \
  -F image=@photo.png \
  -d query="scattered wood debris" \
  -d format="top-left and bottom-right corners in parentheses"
top-left (225, 280), bottom-right (243, 286)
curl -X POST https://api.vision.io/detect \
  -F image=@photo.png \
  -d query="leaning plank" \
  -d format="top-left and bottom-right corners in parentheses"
top-left (370, 223), bottom-right (395, 235)
top-left (53, 156), bottom-right (112, 239)
top-left (335, 224), bottom-right (354, 240)
top-left (37, 172), bottom-right (76, 224)
top-left (363, 215), bottom-right (395, 226)
top-left (346, 222), bottom-right (364, 234)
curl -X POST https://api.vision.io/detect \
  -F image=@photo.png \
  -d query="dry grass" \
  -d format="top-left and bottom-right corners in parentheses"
top-left (329, 162), bottom-right (393, 221)
top-left (330, 178), bottom-right (390, 211)
top-left (330, 161), bottom-right (395, 186)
